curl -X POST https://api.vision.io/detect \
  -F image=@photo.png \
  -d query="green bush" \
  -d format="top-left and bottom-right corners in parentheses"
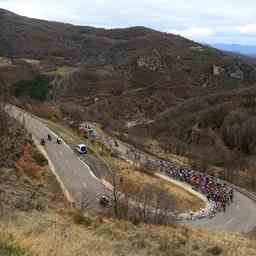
top-left (12, 75), bottom-right (50, 101)
top-left (206, 246), bottom-right (223, 255)
top-left (30, 147), bottom-right (48, 167)
top-left (0, 243), bottom-right (25, 256)
top-left (73, 211), bottom-right (93, 227)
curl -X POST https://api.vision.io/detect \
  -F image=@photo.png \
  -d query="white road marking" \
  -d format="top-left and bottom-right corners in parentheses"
top-left (78, 157), bottom-right (101, 182)
top-left (225, 218), bottom-right (234, 225)
top-left (32, 137), bottom-right (75, 205)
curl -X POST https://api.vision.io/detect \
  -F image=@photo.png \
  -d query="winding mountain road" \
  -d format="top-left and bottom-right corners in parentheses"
top-left (8, 105), bottom-right (109, 207)
top-left (7, 105), bottom-right (256, 233)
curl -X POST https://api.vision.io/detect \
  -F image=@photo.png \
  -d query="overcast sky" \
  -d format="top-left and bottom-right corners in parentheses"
top-left (1, 0), bottom-right (256, 45)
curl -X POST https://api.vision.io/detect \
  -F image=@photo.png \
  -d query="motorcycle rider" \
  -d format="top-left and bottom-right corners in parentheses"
top-left (47, 134), bottom-right (52, 141)
top-left (40, 138), bottom-right (46, 145)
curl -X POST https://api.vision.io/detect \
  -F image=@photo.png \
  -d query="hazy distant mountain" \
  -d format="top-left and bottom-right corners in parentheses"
top-left (213, 44), bottom-right (256, 57)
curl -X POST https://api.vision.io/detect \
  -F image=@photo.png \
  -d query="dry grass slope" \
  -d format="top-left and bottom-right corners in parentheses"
top-left (1, 210), bottom-right (256, 256)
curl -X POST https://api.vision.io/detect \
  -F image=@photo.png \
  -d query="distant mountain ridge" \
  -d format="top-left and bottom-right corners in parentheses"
top-left (213, 43), bottom-right (256, 57)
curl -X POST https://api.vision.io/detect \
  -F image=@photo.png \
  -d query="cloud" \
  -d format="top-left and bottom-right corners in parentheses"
top-left (237, 24), bottom-right (256, 34)
top-left (170, 27), bottom-right (215, 38)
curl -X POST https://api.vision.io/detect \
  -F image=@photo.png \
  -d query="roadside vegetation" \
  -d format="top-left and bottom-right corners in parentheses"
top-left (116, 160), bottom-right (205, 213)
top-left (0, 241), bottom-right (25, 256)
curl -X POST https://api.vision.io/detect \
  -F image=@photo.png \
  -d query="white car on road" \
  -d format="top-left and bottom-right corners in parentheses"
top-left (76, 144), bottom-right (88, 154)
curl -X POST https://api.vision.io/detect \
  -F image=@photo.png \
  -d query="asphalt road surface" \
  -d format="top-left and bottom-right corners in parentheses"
top-left (8, 105), bottom-right (256, 233)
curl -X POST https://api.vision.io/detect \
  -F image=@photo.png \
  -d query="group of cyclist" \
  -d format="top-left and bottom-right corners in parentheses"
top-left (40, 134), bottom-right (62, 145)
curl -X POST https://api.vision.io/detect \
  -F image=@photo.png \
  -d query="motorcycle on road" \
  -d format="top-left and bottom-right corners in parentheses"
top-left (40, 138), bottom-right (46, 146)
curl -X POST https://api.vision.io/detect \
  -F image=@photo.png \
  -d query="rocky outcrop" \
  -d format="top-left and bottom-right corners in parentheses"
top-left (213, 65), bottom-right (225, 76)
top-left (137, 50), bottom-right (167, 72)
top-left (190, 46), bottom-right (204, 52)
top-left (230, 69), bottom-right (244, 80)
top-left (213, 64), bottom-right (244, 80)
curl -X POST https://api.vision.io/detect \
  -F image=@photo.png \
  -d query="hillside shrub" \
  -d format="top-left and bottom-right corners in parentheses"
top-left (29, 145), bottom-right (48, 167)
top-left (31, 150), bottom-right (48, 167)
top-left (12, 75), bottom-right (50, 101)
top-left (0, 118), bottom-right (27, 168)
top-left (73, 210), bottom-right (93, 227)
top-left (15, 144), bottom-right (43, 178)
top-left (221, 111), bottom-right (256, 154)
top-left (206, 246), bottom-right (223, 255)
top-left (0, 242), bottom-right (25, 256)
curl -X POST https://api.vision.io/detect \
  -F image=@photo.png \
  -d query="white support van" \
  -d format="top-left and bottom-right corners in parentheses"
top-left (76, 144), bottom-right (88, 154)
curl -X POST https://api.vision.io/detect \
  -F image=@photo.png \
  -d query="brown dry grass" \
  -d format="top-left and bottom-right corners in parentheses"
top-left (24, 104), bottom-right (63, 122)
top-left (1, 210), bottom-right (256, 256)
top-left (112, 160), bottom-right (205, 213)
top-left (15, 143), bottom-right (46, 179)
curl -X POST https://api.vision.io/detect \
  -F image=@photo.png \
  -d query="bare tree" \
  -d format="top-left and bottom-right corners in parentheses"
top-left (109, 170), bottom-right (123, 218)
top-left (222, 150), bottom-right (244, 183)
top-left (136, 185), bottom-right (154, 223)
top-left (126, 183), bottom-right (176, 225)
top-left (0, 75), bottom-right (9, 133)
top-left (153, 187), bottom-right (175, 225)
